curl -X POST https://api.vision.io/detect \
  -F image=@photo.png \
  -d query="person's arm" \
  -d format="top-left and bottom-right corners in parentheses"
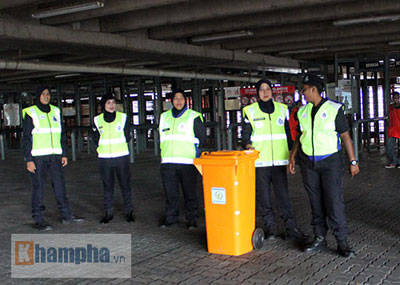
top-left (193, 117), bottom-right (206, 148)
top-left (288, 132), bottom-right (301, 174)
top-left (124, 120), bottom-right (131, 143)
top-left (22, 114), bottom-right (34, 162)
top-left (340, 131), bottom-right (360, 177)
top-left (284, 118), bottom-right (293, 150)
top-left (288, 112), bottom-right (301, 174)
top-left (22, 114), bottom-right (36, 173)
top-left (58, 120), bottom-right (68, 167)
top-left (241, 114), bottom-right (254, 150)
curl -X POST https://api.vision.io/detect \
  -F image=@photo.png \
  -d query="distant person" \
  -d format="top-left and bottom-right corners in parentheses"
top-left (289, 100), bottom-right (303, 141)
top-left (289, 75), bottom-right (360, 258)
top-left (242, 79), bottom-right (305, 241)
top-left (93, 91), bottom-right (134, 224)
top-left (22, 86), bottom-right (84, 231)
top-left (158, 89), bottom-right (206, 229)
top-left (385, 92), bottom-right (400, 168)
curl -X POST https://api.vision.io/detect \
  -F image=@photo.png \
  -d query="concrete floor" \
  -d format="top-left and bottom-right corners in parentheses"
top-left (1, 148), bottom-right (400, 284)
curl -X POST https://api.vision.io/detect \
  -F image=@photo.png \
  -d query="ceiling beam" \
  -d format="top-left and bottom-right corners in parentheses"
top-left (224, 22), bottom-right (400, 50)
top-left (0, 16), bottom-right (300, 68)
top-left (41, 0), bottom-right (197, 26)
top-left (100, 0), bottom-right (353, 33)
top-left (149, 0), bottom-right (400, 40)
top-left (253, 33), bottom-right (400, 54)
top-left (0, 59), bottom-right (263, 82)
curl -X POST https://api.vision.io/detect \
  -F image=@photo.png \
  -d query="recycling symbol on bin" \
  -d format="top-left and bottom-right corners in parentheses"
top-left (211, 187), bottom-right (226, 205)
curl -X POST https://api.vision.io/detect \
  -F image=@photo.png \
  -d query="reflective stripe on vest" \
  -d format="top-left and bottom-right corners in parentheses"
top-left (159, 109), bottom-right (202, 165)
top-left (243, 101), bottom-right (289, 167)
top-left (22, 105), bottom-right (63, 156)
top-left (298, 100), bottom-right (342, 156)
top-left (94, 112), bottom-right (129, 158)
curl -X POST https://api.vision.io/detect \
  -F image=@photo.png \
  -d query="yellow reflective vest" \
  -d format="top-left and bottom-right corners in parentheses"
top-left (22, 105), bottom-right (62, 156)
top-left (243, 101), bottom-right (289, 167)
top-left (159, 108), bottom-right (202, 164)
top-left (297, 100), bottom-right (342, 156)
top-left (94, 112), bottom-right (129, 158)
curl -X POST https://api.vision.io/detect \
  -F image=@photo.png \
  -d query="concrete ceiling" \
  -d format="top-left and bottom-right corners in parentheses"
top-left (1, 0), bottom-right (400, 84)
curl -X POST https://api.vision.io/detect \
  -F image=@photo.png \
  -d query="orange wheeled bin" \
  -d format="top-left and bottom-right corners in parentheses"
top-left (194, 150), bottom-right (264, 256)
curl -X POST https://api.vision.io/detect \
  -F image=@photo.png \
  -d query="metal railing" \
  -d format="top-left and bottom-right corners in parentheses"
top-left (204, 121), bottom-right (222, 150)
top-left (227, 122), bottom-right (241, 150)
top-left (352, 116), bottom-right (388, 161)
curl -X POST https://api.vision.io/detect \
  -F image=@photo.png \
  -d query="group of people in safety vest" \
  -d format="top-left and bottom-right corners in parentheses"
top-left (23, 75), bottom-right (361, 258)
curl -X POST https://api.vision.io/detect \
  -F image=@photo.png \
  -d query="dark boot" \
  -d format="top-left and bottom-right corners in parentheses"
top-left (337, 239), bottom-right (355, 258)
top-left (100, 212), bottom-right (113, 224)
top-left (125, 210), bottom-right (135, 223)
top-left (304, 236), bottom-right (327, 253)
top-left (35, 221), bottom-right (52, 231)
top-left (283, 227), bottom-right (307, 242)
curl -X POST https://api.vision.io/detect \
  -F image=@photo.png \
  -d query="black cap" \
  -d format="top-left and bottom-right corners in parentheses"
top-left (255, 79), bottom-right (273, 97)
top-left (302, 74), bottom-right (324, 90)
top-left (100, 90), bottom-right (115, 110)
top-left (169, 88), bottom-right (186, 100)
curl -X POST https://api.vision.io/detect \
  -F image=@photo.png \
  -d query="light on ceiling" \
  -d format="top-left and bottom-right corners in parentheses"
top-left (388, 41), bottom-right (400, 45)
top-left (32, 1), bottom-right (104, 19)
top-left (333, 14), bottom-right (400, 26)
top-left (54, 73), bottom-right (81, 78)
top-left (279, 48), bottom-right (327, 55)
top-left (191, 30), bottom-right (254, 43)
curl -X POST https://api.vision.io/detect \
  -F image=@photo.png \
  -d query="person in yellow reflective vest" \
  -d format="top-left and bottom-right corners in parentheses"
top-left (22, 86), bottom-right (84, 231)
top-left (93, 91), bottom-right (134, 224)
top-left (289, 74), bottom-right (360, 258)
top-left (242, 79), bottom-right (305, 241)
top-left (159, 89), bottom-right (206, 229)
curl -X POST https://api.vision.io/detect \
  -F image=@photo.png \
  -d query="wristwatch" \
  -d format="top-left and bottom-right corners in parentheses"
top-left (350, 160), bottom-right (358, 166)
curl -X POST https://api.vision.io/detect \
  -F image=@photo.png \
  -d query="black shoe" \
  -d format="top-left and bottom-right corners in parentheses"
top-left (337, 239), bottom-right (355, 258)
top-left (100, 212), bottom-right (113, 224)
top-left (187, 221), bottom-right (198, 230)
top-left (264, 228), bottom-right (276, 240)
top-left (35, 221), bottom-right (52, 231)
top-left (304, 236), bottom-right (327, 253)
top-left (62, 216), bottom-right (85, 225)
top-left (126, 211), bottom-right (135, 223)
top-left (283, 228), bottom-right (307, 242)
top-left (160, 219), bottom-right (178, 228)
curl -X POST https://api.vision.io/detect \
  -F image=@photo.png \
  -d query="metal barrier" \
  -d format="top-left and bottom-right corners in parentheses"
top-left (69, 126), bottom-right (93, 162)
top-left (352, 117), bottom-right (388, 161)
top-left (204, 122), bottom-right (222, 150)
top-left (131, 124), bottom-right (159, 156)
top-left (227, 122), bottom-right (241, 150)
top-left (0, 133), bottom-right (5, 160)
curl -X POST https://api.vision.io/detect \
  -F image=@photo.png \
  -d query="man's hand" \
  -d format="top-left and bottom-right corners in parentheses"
top-left (288, 155), bottom-right (296, 174)
top-left (349, 164), bottom-right (360, 177)
top-left (245, 144), bottom-right (255, 150)
top-left (61, 157), bottom-right (68, 167)
top-left (27, 161), bottom-right (36, 173)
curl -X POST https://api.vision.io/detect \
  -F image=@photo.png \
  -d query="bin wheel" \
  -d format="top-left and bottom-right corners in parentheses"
top-left (252, 228), bottom-right (264, 250)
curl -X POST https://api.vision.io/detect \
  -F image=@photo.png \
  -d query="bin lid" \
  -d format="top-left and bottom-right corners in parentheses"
top-left (194, 150), bottom-right (259, 166)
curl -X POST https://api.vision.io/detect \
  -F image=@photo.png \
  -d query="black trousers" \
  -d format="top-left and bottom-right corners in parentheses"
top-left (30, 155), bottom-right (72, 223)
top-left (256, 166), bottom-right (298, 231)
top-left (299, 151), bottom-right (349, 241)
top-left (160, 163), bottom-right (199, 224)
top-left (98, 155), bottom-right (133, 214)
